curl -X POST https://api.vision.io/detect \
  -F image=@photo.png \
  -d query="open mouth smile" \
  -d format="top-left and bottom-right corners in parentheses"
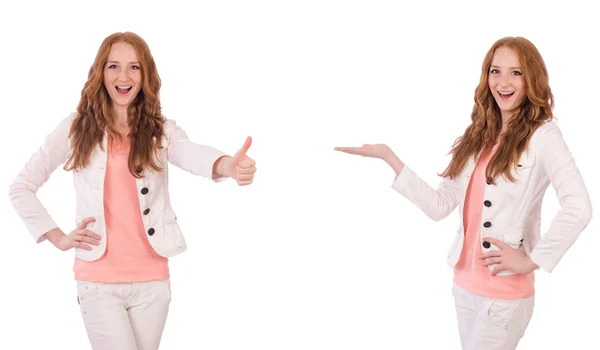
top-left (498, 91), bottom-right (514, 100)
top-left (116, 85), bottom-right (133, 95)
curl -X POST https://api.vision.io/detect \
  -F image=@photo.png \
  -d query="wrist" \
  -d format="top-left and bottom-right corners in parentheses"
top-left (384, 152), bottom-right (404, 176)
top-left (524, 256), bottom-right (539, 273)
top-left (213, 155), bottom-right (231, 178)
top-left (44, 228), bottom-right (65, 246)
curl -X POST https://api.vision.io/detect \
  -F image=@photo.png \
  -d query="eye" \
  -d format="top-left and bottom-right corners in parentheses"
top-left (512, 71), bottom-right (523, 76)
top-left (131, 65), bottom-right (141, 70)
top-left (107, 64), bottom-right (118, 69)
top-left (490, 69), bottom-right (499, 74)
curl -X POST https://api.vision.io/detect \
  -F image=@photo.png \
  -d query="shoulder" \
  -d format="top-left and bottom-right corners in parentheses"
top-left (534, 117), bottom-right (560, 134)
top-left (50, 112), bottom-right (77, 138)
top-left (161, 118), bottom-right (188, 148)
top-left (529, 117), bottom-right (563, 150)
top-left (163, 118), bottom-right (180, 135)
top-left (60, 112), bottom-right (77, 128)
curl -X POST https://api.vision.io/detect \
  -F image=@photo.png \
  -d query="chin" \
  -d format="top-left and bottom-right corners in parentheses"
top-left (112, 100), bottom-right (130, 107)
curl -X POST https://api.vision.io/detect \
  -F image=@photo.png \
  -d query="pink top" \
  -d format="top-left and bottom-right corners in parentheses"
top-left (74, 135), bottom-right (170, 282)
top-left (453, 144), bottom-right (534, 299)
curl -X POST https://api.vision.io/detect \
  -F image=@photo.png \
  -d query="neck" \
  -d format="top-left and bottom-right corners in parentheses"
top-left (500, 110), bottom-right (513, 135)
top-left (111, 105), bottom-right (130, 136)
top-left (495, 111), bottom-right (512, 144)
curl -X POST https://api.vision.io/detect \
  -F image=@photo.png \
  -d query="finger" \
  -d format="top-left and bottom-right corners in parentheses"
top-left (490, 264), bottom-right (505, 276)
top-left (73, 232), bottom-right (87, 242)
top-left (237, 166), bottom-right (257, 174)
top-left (233, 136), bottom-right (252, 162)
top-left (480, 251), bottom-right (502, 259)
top-left (74, 230), bottom-right (97, 241)
top-left (77, 236), bottom-right (100, 246)
top-left (84, 230), bottom-right (102, 241)
top-left (238, 157), bottom-right (256, 168)
top-left (334, 147), bottom-right (366, 155)
top-left (483, 257), bottom-right (503, 266)
top-left (236, 173), bottom-right (254, 181)
top-left (483, 237), bottom-right (509, 250)
top-left (78, 234), bottom-right (101, 246)
top-left (73, 229), bottom-right (95, 241)
top-left (73, 240), bottom-right (92, 251)
top-left (78, 217), bottom-right (96, 229)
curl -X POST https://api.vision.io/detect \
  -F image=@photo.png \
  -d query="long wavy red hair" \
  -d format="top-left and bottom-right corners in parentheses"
top-left (440, 37), bottom-right (554, 183)
top-left (64, 32), bottom-right (165, 177)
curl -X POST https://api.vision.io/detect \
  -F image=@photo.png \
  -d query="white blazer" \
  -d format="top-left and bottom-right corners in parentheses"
top-left (9, 113), bottom-right (226, 261)
top-left (391, 119), bottom-right (592, 275)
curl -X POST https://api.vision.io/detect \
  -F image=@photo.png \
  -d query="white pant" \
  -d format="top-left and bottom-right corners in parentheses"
top-left (452, 284), bottom-right (534, 350)
top-left (76, 280), bottom-right (171, 350)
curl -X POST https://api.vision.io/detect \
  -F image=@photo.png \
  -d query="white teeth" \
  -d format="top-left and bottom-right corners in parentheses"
top-left (499, 91), bottom-right (514, 96)
top-left (117, 86), bottom-right (132, 89)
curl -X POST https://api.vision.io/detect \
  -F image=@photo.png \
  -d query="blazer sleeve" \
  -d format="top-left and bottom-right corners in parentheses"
top-left (8, 114), bottom-right (74, 243)
top-left (529, 121), bottom-right (593, 273)
top-left (391, 164), bottom-right (461, 221)
top-left (164, 119), bottom-right (227, 179)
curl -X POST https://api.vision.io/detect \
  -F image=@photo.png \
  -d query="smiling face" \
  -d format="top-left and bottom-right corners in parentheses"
top-left (488, 46), bottom-right (527, 121)
top-left (103, 42), bottom-right (142, 112)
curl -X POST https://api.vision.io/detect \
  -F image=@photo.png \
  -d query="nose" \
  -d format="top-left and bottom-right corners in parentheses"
top-left (118, 68), bottom-right (129, 81)
top-left (497, 74), bottom-right (511, 88)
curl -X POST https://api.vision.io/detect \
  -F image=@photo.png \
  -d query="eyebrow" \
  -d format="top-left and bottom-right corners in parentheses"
top-left (490, 65), bottom-right (522, 70)
top-left (107, 61), bottom-right (140, 65)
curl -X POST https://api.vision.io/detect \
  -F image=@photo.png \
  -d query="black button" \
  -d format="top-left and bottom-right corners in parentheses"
top-left (483, 221), bottom-right (492, 228)
top-left (143, 208), bottom-right (150, 215)
top-left (148, 228), bottom-right (155, 235)
top-left (517, 164), bottom-right (522, 167)
top-left (482, 241), bottom-right (491, 249)
top-left (141, 187), bottom-right (149, 195)
top-left (484, 200), bottom-right (492, 207)
top-left (520, 239), bottom-right (524, 242)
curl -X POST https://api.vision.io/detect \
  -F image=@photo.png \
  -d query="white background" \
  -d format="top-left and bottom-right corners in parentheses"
top-left (1, 1), bottom-right (598, 349)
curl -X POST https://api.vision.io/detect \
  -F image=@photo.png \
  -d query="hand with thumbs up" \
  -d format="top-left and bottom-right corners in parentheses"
top-left (213, 136), bottom-right (256, 186)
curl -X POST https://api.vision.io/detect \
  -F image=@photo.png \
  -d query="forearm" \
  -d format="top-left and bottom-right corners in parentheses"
top-left (9, 182), bottom-right (60, 243)
top-left (384, 153), bottom-right (405, 176)
top-left (529, 195), bottom-right (592, 272)
top-left (168, 138), bottom-right (227, 177)
top-left (43, 227), bottom-right (65, 246)
top-left (390, 164), bottom-right (459, 221)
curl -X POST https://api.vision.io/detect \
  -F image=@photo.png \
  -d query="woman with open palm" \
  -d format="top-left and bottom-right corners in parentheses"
top-left (335, 37), bottom-right (592, 349)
